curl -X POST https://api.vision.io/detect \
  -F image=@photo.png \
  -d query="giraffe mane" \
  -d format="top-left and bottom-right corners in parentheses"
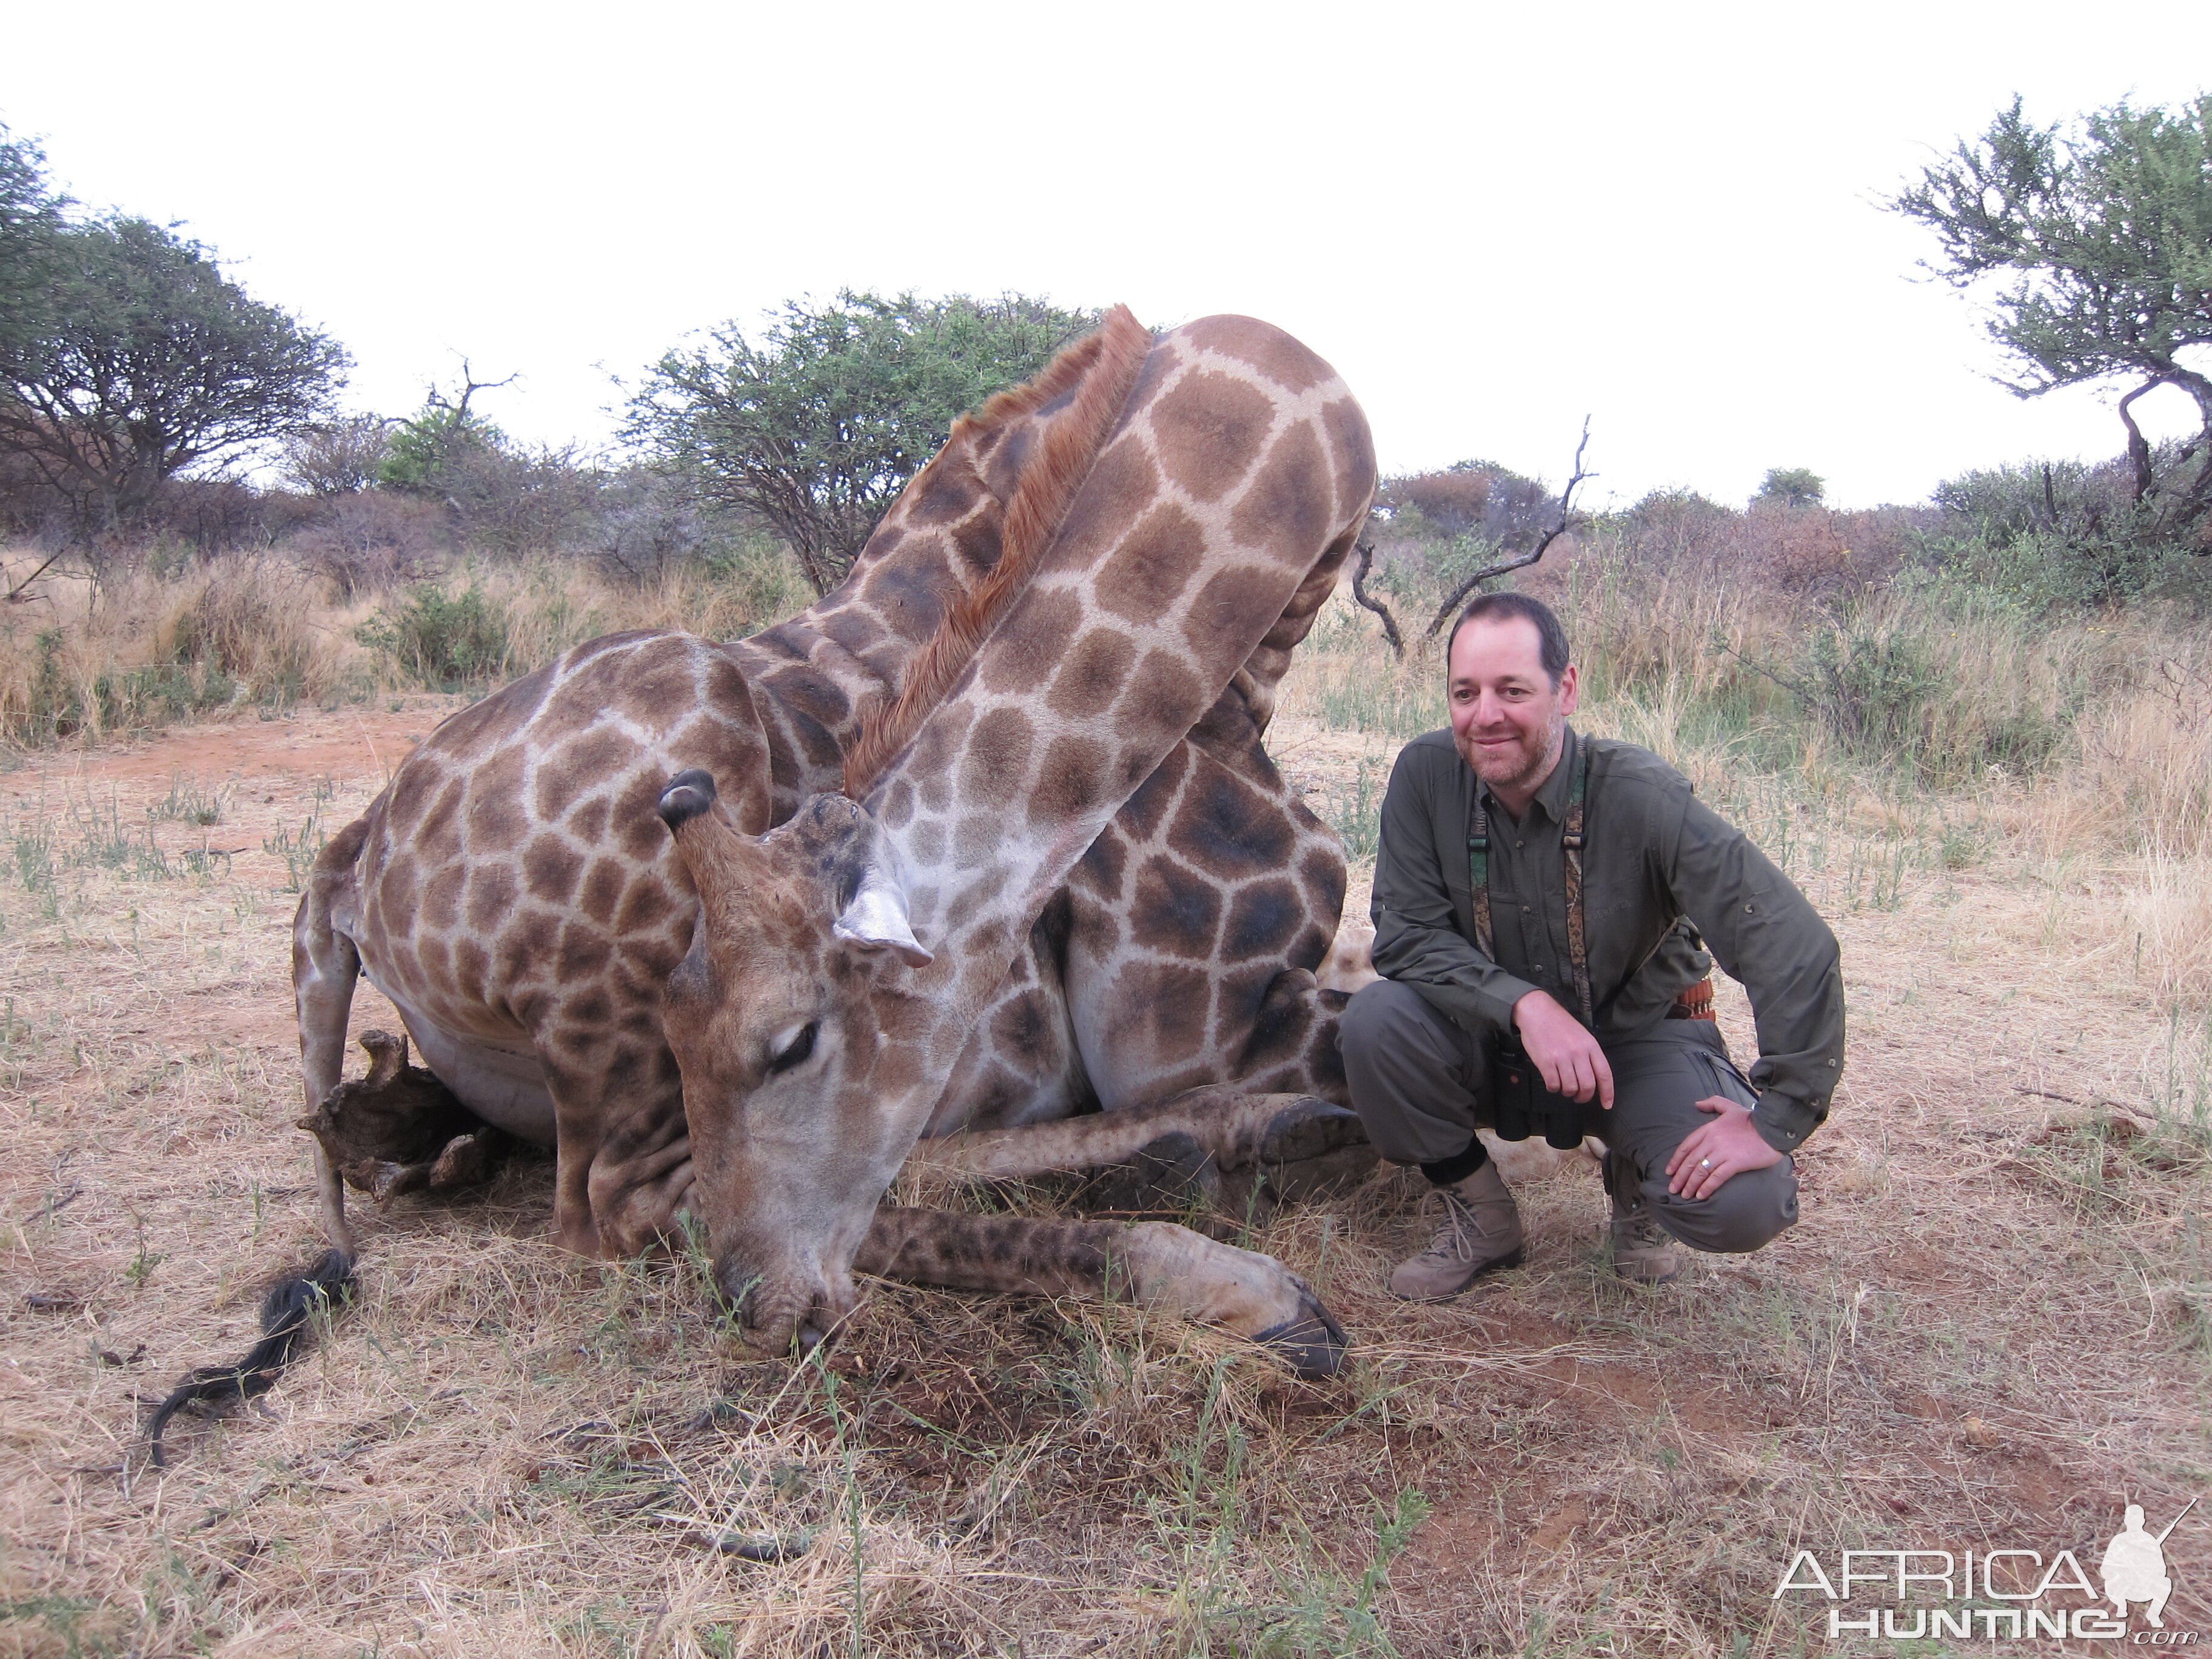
top-left (842, 304), bottom-right (1151, 798)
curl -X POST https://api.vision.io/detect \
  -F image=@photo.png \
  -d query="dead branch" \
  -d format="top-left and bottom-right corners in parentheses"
top-left (4, 549), bottom-right (66, 603)
top-left (427, 358), bottom-right (518, 426)
top-left (1423, 417), bottom-right (1595, 639)
top-left (1350, 540), bottom-right (1403, 659)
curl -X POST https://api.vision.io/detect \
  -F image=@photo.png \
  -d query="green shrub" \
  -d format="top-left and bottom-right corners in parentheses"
top-left (1925, 450), bottom-right (2212, 611)
top-left (356, 581), bottom-right (514, 689)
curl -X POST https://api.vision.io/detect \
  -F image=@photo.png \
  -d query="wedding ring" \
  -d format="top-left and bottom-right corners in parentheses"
top-left (1700, 1158), bottom-right (1712, 1169)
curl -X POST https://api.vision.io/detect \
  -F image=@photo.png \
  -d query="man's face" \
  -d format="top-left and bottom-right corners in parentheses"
top-left (1447, 616), bottom-right (1579, 796)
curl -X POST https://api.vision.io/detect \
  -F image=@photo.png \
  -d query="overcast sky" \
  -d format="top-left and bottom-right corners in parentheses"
top-left (6, 1), bottom-right (2208, 509)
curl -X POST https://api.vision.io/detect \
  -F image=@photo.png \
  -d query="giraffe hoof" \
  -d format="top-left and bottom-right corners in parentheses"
top-left (1258, 1099), bottom-right (1377, 1203)
top-left (1255, 1293), bottom-right (1351, 1379)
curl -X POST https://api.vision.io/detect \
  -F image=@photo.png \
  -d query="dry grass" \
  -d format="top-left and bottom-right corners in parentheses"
top-left (2, 591), bottom-right (2210, 1655)
top-left (0, 550), bottom-right (802, 750)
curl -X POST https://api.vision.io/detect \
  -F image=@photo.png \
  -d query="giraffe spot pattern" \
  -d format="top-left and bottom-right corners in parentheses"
top-left (1151, 369), bottom-right (1276, 503)
top-left (1045, 628), bottom-right (1134, 720)
top-left (1128, 857), bottom-right (1222, 960)
top-left (1093, 503), bottom-right (1208, 626)
top-left (466, 864), bottom-right (518, 931)
top-left (979, 588), bottom-right (1083, 696)
top-left (1222, 879), bottom-right (1303, 962)
top-left (1231, 421), bottom-right (1332, 563)
top-left (1048, 439), bottom-right (1162, 577)
top-left (525, 834), bottom-right (585, 904)
top-left (957, 707), bottom-right (1034, 811)
top-left (1031, 735), bottom-right (1110, 830)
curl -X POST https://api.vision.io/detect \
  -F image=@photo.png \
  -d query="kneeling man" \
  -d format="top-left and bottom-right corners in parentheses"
top-left (1342, 593), bottom-right (1843, 1296)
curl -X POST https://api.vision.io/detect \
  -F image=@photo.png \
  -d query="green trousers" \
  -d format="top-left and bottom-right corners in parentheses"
top-left (1339, 979), bottom-right (1800, 1254)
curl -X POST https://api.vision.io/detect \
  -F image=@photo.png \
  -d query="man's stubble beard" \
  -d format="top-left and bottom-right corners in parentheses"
top-left (1456, 710), bottom-right (1567, 798)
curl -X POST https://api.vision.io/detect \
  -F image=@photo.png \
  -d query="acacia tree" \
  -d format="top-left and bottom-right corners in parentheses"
top-left (0, 126), bottom-right (64, 367)
top-left (1892, 96), bottom-right (2212, 547)
top-left (0, 215), bottom-right (349, 546)
top-left (1756, 467), bottom-right (1825, 508)
top-left (626, 290), bottom-right (1095, 594)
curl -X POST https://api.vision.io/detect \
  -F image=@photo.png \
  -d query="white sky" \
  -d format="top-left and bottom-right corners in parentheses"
top-left (5, 1), bottom-right (2208, 509)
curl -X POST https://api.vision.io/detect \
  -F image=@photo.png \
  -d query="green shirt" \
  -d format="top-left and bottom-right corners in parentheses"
top-left (1368, 725), bottom-right (1844, 1153)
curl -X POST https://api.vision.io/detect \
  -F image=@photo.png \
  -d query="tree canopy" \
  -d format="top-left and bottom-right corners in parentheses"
top-left (0, 126), bottom-right (65, 367)
top-left (625, 290), bottom-right (1097, 594)
top-left (1891, 95), bottom-right (2212, 546)
top-left (0, 214), bottom-right (349, 540)
top-left (1756, 467), bottom-right (1825, 508)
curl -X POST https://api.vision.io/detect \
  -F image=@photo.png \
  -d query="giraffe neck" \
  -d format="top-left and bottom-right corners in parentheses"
top-left (869, 318), bottom-right (1375, 1037)
top-left (729, 321), bottom-right (1146, 810)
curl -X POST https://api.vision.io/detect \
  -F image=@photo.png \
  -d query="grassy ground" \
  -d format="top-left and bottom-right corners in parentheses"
top-left (1, 587), bottom-right (2208, 1657)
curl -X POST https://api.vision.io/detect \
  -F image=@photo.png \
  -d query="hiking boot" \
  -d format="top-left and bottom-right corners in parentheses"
top-left (1387, 1161), bottom-right (1523, 1301)
top-left (1609, 1182), bottom-right (1682, 1285)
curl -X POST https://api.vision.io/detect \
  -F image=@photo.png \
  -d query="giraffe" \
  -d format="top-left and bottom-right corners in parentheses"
top-left (286, 308), bottom-right (1376, 1376)
top-left (643, 310), bottom-right (1376, 1361)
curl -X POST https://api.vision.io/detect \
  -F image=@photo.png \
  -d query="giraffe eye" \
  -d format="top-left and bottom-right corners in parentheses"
top-left (766, 1022), bottom-right (817, 1075)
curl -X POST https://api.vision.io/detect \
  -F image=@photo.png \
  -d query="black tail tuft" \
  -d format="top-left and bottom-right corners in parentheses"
top-left (149, 1250), bottom-right (357, 1467)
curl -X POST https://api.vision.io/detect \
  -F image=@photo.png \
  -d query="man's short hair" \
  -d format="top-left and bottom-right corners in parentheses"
top-left (1446, 592), bottom-right (1570, 687)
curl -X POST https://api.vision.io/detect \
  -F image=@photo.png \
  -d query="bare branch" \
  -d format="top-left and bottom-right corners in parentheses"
top-left (1423, 417), bottom-right (1595, 639)
top-left (4, 549), bottom-right (64, 602)
top-left (427, 358), bottom-right (518, 426)
top-left (1349, 540), bottom-right (1403, 659)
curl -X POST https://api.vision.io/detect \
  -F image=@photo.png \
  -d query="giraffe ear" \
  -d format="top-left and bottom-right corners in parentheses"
top-left (833, 865), bottom-right (932, 968)
top-left (657, 769), bottom-right (719, 831)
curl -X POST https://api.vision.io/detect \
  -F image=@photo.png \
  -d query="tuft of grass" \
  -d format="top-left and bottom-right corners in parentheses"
top-left (261, 806), bottom-right (327, 894)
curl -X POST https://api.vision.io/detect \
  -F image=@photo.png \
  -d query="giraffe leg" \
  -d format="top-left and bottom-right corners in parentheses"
top-left (293, 825), bottom-right (370, 1258)
top-left (855, 1206), bottom-right (1349, 1377)
top-left (908, 1086), bottom-right (1374, 1207)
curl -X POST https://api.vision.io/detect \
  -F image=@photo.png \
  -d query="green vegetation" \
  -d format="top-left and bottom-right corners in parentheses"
top-left (625, 290), bottom-right (1097, 594)
top-left (0, 207), bottom-right (346, 548)
top-left (1755, 466), bottom-right (1825, 508)
top-left (354, 580), bottom-right (515, 691)
top-left (1892, 94), bottom-right (2212, 554)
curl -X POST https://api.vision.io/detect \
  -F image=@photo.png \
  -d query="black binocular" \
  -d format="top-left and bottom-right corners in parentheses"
top-left (1487, 1028), bottom-right (1590, 1150)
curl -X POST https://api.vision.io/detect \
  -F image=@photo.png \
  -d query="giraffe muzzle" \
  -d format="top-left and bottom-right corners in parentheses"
top-left (714, 1253), bottom-right (854, 1357)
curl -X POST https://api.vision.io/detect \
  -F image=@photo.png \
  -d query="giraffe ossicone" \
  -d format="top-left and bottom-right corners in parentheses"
top-left (287, 306), bottom-right (1379, 1378)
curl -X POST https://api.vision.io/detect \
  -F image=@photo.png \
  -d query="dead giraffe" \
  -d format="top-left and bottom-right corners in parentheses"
top-left (647, 310), bottom-right (1376, 1362)
top-left (286, 308), bottom-right (1374, 1372)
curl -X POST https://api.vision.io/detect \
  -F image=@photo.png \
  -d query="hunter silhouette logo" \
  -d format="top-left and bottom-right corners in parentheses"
top-left (2103, 1498), bottom-right (2195, 1631)
top-left (1773, 1493), bottom-right (2203, 1641)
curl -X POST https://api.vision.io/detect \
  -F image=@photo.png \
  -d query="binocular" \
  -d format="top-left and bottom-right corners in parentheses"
top-left (1488, 1028), bottom-right (1591, 1150)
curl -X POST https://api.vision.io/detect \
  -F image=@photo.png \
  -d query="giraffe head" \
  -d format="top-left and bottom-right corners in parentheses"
top-left (657, 771), bottom-right (935, 1349)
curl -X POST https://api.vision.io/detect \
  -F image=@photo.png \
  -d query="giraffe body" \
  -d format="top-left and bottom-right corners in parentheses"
top-left (295, 310), bottom-right (1376, 1363)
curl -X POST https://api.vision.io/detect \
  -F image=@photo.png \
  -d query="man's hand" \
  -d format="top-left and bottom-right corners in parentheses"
top-left (1512, 989), bottom-right (1614, 1108)
top-left (1666, 1098), bottom-right (1784, 1199)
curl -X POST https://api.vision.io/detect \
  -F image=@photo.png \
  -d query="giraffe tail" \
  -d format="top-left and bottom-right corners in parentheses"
top-left (147, 1248), bottom-right (357, 1467)
top-left (151, 817), bottom-right (376, 1467)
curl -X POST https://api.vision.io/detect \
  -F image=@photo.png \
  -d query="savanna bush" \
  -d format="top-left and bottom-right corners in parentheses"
top-left (355, 581), bottom-right (515, 690)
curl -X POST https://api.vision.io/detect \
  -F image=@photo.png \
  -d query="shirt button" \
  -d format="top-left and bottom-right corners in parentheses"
top-left (1515, 840), bottom-right (1524, 849)
top-left (1522, 905), bottom-right (1532, 913)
